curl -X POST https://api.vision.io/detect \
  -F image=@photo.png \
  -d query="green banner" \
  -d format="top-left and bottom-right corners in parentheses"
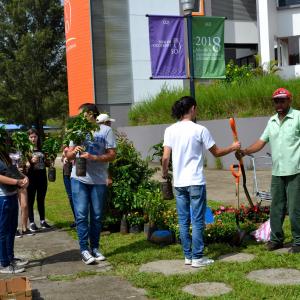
top-left (192, 17), bottom-right (225, 79)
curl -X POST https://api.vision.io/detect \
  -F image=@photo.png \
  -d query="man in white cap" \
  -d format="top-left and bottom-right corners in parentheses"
top-left (96, 113), bottom-right (115, 186)
top-left (96, 114), bottom-right (115, 127)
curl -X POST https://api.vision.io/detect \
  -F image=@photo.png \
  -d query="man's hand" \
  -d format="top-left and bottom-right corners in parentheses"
top-left (73, 146), bottom-right (84, 154)
top-left (235, 150), bottom-right (246, 160)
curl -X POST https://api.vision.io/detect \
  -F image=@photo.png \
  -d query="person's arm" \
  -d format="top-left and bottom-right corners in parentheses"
top-left (209, 141), bottom-right (241, 157)
top-left (80, 148), bottom-right (116, 162)
top-left (65, 146), bottom-right (84, 160)
top-left (241, 139), bottom-right (266, 156)
top-left (0, 175), bottom-right (27, 188)
top-left (162, 146), bottom-right (171, 178)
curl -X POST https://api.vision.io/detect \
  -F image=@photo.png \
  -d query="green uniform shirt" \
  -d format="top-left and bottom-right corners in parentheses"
top-left (260, 108), bottom-right (300, 176)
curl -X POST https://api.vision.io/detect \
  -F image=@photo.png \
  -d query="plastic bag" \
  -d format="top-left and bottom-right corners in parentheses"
top-left (250, 219), bottom-right (270, 242)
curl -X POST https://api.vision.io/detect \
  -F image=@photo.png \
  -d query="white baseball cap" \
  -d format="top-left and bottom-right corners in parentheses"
top-left (96, 113), bottom-right (116, 124)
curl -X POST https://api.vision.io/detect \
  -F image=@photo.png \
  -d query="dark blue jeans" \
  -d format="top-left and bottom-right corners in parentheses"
top-left (71, 179), bottom-right (107, 252)
top-left (175, 185), bottom-right (206, 260)
top-left (63, 175), bottom-right (75, 220)
top-left (0, 194), bottom-right (18, 267)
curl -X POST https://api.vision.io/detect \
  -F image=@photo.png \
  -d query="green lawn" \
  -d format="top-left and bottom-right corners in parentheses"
top-left (46, 168), bottom-right (300, 299)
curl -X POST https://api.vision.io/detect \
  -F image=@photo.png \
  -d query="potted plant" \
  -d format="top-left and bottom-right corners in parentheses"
top-left (42, 136), bottom-right (62, 182)
top-left (149, 141), bottom-right (174, 200)
top-left (143, 189), bottom-right (167, 240)
top-left (109, 132), bottom-right (157, 233)
top-left (127, 211), bottom-right (144, 233)
top-left (63, 113), bottom-right (98, 176)
top-left (11, 131), bottom-right (34, 172)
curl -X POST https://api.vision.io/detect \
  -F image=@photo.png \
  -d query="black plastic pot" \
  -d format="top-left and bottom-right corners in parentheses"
top-left (75, 157), bottom-right (86, 176)
top-left (48, 166), bottom-right (56, 182)
top-left (161, 178), bottom-right (174, 200)
top-left (120, 215), bottom-right (128, 234)
top-left (129, 224), bottom-right (142, 234)
top-left (63, 161), bottom-right (73, 176)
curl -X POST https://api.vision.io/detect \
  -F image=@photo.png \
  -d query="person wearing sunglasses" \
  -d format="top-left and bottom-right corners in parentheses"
top-left (237, 88), bottom-right (300, 253)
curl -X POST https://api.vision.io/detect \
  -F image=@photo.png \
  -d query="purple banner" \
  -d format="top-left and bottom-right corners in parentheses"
top-left (148, 16), bottom-right (186, 79)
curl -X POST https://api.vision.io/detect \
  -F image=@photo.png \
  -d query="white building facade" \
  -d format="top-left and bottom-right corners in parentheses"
top-left (257, 0), bottom-right (300, 78)
top-left (89, 0), bottom-right (300, 126)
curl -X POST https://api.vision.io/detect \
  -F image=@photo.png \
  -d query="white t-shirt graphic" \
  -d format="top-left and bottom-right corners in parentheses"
top-left (163, 121), bottom-right (215, 187)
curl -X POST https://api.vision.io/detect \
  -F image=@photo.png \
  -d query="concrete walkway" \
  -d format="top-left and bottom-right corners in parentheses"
top-left (0, 226), bottom-right (147, 300)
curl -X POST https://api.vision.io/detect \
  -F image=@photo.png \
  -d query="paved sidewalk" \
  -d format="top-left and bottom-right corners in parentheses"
top-left (0, 226), bottom-right (147, 300)
top-left (205, 169), bottom-right (271, 206)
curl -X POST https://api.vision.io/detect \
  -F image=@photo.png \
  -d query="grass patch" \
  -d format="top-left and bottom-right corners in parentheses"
top-left (45, 168), bottom-right (300, 299)
top-left (129, 75), bottom-right (300, 125)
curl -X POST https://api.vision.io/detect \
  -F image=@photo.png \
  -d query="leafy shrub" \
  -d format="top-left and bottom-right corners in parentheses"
top-left (11, 131), bottom-right (34, 158)
top-left (63, 113), bottom-right (98, 146)
top-left (143, 188), bottom-right (167, 227)
top-left (109, 132), bottom-right (158, 214)
top-left (149, 140), bottom-right (172, 172)
top-left (127, 211), bottom-right (145, 226)
top-left (224, 60), bottom-right (254, 85)
top-left (162, 208), bottom-right (179, 237)
top-left (42, 136), bottom-right (62, 165)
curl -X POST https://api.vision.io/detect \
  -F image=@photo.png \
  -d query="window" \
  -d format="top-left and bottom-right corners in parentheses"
top-left (278, 36), bottom-right (300, 66)
top-left (278, 0), bottom-right (300, 7)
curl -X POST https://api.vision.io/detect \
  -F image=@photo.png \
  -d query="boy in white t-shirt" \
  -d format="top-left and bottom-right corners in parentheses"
top-left (162, 96), bottom-right (240, 268)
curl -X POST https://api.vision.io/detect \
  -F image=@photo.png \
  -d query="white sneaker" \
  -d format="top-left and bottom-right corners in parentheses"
top-left (12, 258), bottom-right (29, 267)
top-left (191, 257), bottom-right (214, 268)
top-left (81, 250), bottom-right (95, 265)
top-left (184, 258), bottom-right (192, 265)
top-left (0, 264), bottom-right (25, 274)
top-left (92, 249), bottom-right (106, 261)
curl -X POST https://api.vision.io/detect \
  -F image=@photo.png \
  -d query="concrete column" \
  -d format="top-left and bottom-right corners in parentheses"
top-left (256, 0), bottom-right (276, 69)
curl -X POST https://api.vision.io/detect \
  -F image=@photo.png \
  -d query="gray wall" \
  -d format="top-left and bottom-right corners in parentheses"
top-left (91, 0), bottom-right (132, 127)
top-left (117, 116), bottom-right (271, 170)
top-left (211, 0), bottom-right (257, 21)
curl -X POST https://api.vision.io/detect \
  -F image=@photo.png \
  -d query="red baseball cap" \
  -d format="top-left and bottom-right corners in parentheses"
top-left (272, 88), bottom-right (292, 99)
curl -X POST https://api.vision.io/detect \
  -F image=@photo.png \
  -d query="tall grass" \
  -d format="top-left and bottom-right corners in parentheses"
top-left (129, 75), bottom-right (300, 125)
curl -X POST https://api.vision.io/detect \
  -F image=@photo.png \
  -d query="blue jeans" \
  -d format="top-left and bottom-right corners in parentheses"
top-left (71, 179), bottom-right (107, 252)
top-left (63, 175), bottom-right (75, 220)
top-left (175, 185), bottom-right (206, 260)
top-left (0, 194), bottom-right (18, 267)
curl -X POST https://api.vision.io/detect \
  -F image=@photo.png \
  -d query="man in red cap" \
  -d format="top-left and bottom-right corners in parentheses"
top-left (237, 88), bottom-right (300, 253)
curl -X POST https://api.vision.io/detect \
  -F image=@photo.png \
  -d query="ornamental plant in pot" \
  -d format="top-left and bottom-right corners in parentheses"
top-left (42, 136), bottom-right (62, 182)
top-left (63, 113), bottom-right (98, 176)
top-left (11, 131), bottom-right (34, 172)
top-left (127, 211), bottom-right (144, 233)
top-left (149, 141), bottom-right (173, 200)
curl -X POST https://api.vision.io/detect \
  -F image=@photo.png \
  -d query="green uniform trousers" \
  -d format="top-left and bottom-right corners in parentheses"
top-left (270, 173), bottom-right (300, 245)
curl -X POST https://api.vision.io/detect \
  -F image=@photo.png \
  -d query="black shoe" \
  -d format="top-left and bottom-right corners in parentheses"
top-left (29, 223), bottom-right (39, 232)
top-left (15, 230), bottom-right (23, 238)
top-left (40, 221), bottom-right (51, 229)
top-left (288, 245), bottom-right (300, 254)
top-left (22, 229), bottom-right (35, 236)
top-left (266, 241), bottom-right (283, 251)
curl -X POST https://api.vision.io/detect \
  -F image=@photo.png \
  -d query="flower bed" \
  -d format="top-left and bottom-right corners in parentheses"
top-left (160, 204), bottom-right (270, 245)
top-left (205, 205), bottom-right (270, 244)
